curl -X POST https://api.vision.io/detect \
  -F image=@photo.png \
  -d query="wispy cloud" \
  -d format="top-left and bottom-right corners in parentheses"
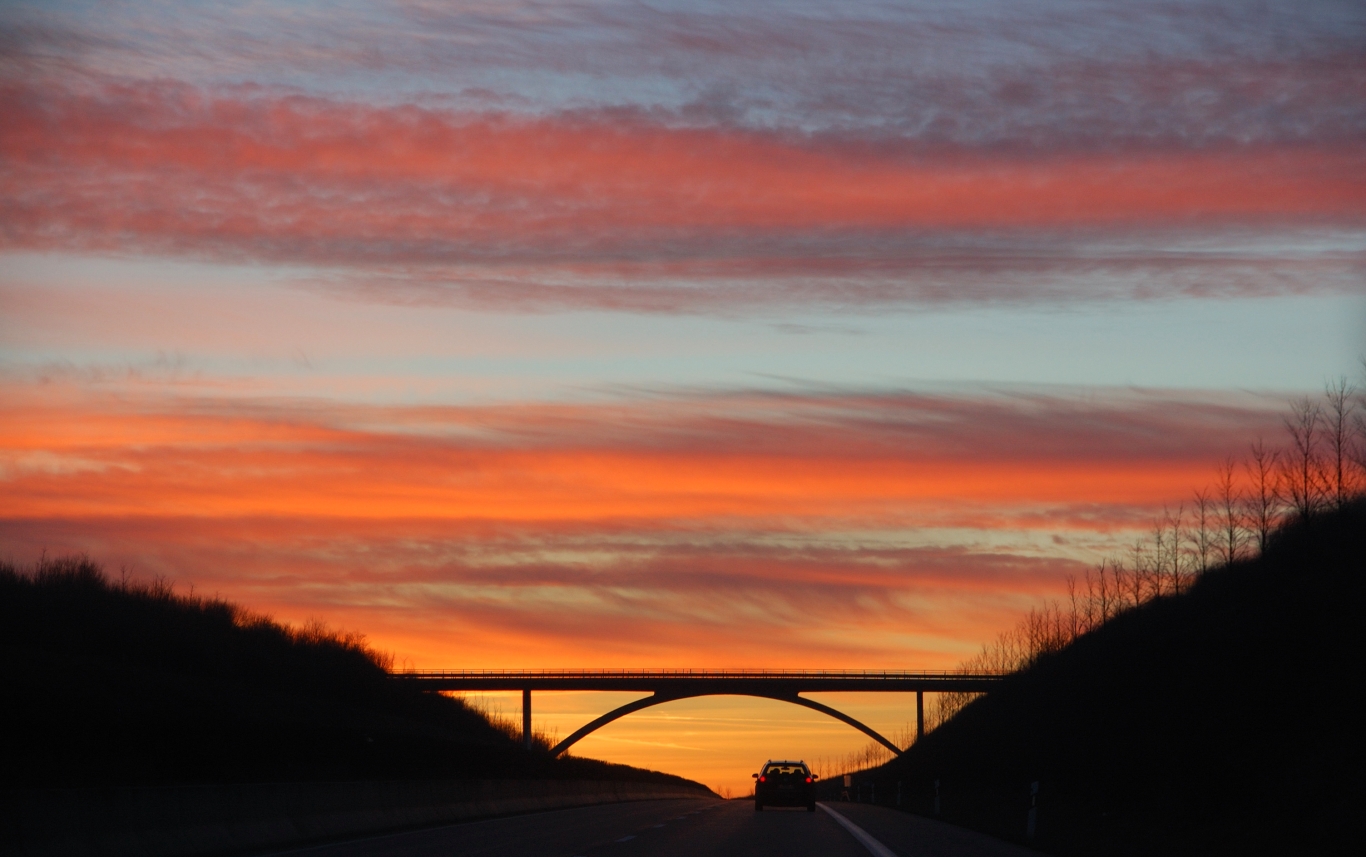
top-left (7, 2), bottom-right (1364, 146)
top-left (4, 1), bottom-right (1362, 311)
top-left (4, 79), bottom-right (1362, 311)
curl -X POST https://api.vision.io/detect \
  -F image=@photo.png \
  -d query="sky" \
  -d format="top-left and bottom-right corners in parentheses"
top-left (1, 0), bottom-right (1364, 795)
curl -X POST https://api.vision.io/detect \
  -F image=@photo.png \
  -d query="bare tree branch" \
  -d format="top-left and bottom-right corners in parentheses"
top-left (1190, 489), bottom-right (1213, 577)
top-left (1215, 458), bottom-right (1245, 565)
top-left (1281, 397), bottom-right (1326, 519)
top-left (1323, 377), bottom-right (1359, 508)
top-left (1244, 439), bottom-right (1281, 553)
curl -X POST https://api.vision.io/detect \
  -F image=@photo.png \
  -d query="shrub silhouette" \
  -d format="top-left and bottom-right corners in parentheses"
top-left (0, 558), bottom-right (695, 788)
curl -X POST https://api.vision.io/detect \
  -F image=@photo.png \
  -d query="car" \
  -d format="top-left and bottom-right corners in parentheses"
top-left (752, 759), bottom-right (818, 811)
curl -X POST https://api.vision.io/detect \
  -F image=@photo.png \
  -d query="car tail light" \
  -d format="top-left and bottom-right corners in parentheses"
top-left (758, 776), bottom-right (766, 782)
top-left (806, 777), bottom-right (812, 783)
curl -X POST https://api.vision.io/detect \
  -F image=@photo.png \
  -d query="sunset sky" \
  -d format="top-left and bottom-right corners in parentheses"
top-left (2, 0), bottom-right (1364, 794)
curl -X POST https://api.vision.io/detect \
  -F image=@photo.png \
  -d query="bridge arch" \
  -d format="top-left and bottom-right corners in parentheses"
top-left (549, 691), bottom-right (902, 758)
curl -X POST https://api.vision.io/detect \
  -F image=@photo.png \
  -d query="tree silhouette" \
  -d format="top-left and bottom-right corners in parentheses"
top-left (1282, 397), bottom-right (1326, 519)
top-left (1214, 458), bottom-right (1245, 566)
top-left (1245, 440), bottom-right (1281, 553)
top-left (1189, 490), bottom-right (1214, 577)
top-left (1323, 377), bottom-right (1360, 507)
top-left (920, 364), bottom-right (1366, 738)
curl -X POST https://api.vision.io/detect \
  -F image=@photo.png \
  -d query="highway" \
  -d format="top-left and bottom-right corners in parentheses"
top-left (268, 798), bottom-right (1039, 857)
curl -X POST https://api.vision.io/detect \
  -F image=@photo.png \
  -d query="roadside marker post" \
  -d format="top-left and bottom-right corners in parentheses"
top-left (1027, 780), bottom-right (1039, 840)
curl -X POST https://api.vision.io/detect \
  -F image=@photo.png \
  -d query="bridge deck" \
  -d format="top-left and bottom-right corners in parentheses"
top-left (392, 669), bottom-right (1006, 693)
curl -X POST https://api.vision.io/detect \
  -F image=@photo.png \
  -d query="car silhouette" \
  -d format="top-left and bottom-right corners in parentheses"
top-left (752, 759), bottom-right (817, 811)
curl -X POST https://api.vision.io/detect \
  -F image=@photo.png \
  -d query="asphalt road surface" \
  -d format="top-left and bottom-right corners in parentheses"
top-left (269, 798), bottom-right (1040, 857)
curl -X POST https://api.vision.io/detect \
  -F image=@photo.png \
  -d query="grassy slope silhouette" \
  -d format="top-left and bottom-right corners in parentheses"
top-left (0, 558), bottom-right (700, 790)
top-left (834, 500), bottom-right (1364, 856)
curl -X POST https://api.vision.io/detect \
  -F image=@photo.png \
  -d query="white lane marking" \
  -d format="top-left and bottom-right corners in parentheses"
top-left (652, 824), bottom-right (666, 828)
top-left (818, 803), bottom-right (898, 857)
top-left (616, 835), bottom-right (636, 842)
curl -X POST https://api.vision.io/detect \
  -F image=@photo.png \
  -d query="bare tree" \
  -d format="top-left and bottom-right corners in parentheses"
top-left (1189, 489), bottom-right (1214, 577)
top-left (1103, 561), bottom-right (1119, 621)
top-left (1281, 397), bottom-right (1326, 519)
top-left (1065, 574), bottom-right (1081, 639)
top-left (1244, 440), bottom-right (1281, 553)
top-left (1168, 504), bottom-right (1187, 593)
top-left (1127, 542), bottom-right (1149, 606)
top-left (1323, 377), bottom-right (1360, 507)
top-left (1087, 560), bottom-right (1116, 624)
top-left (1355, 356), bottom-right (1366, 476)
top-left (1149, 519), bottom-right (1168, 598)
top-left (1214, 458), bottom-right (1244, 566)
top-left (1103, 561), bottom-right (1122, 616)
top-left (1356, 406), bottom-right (1366, 476)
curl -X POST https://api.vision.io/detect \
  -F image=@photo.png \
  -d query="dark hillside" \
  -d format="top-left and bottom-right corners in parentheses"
top-left (0, 557), bottom-right (697, 790)
top-left (835, 500), bottom-right (1365, 856)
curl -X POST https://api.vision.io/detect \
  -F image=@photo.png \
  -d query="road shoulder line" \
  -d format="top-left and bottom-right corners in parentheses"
top-left (817, 803), bottom-right (898, 857)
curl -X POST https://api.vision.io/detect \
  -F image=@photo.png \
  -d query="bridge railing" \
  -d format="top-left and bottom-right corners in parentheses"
top-left (391, 668), bottom-right (1007, 680)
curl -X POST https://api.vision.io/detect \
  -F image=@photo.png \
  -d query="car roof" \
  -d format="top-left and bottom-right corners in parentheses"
top-left (763, 760), bottom-right (807, 766)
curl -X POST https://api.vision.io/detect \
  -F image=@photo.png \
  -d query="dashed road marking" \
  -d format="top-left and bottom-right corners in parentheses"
top-left (615, 835), bottom-right (636, 843)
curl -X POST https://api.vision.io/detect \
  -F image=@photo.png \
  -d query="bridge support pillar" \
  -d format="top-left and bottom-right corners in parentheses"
top-left (916, 691), bottom-right (924, 742)
top-left (523, 688), bottom-right (532, 751)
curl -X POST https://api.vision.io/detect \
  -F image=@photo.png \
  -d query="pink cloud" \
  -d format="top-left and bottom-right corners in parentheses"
top-left (3, 80), bottom-right (1363, 310)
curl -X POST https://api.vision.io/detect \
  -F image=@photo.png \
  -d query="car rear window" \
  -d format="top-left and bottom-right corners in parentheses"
top-left (765, 765), bottom-right (807, 775)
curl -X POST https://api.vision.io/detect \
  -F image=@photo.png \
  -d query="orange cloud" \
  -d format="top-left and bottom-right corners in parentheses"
top-left (0, 380), bottom-right (1283, 672)
top-left (0, 511), bottom-right (1084, 667)
top-left (0, 384), bottom-right (1275, 525)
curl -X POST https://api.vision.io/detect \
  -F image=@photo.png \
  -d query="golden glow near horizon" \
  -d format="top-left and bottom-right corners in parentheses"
top-left (455, 691), bottom-right (926, 797)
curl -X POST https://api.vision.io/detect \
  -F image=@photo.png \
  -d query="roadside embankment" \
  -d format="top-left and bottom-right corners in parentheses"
top-left (2, 778), bottom-right (717, 857)
top-left (830, 500), bottom-right (1365, 855)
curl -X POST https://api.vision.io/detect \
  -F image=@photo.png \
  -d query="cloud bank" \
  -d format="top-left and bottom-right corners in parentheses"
top-left (4, 79), bottom-right (1362, 311)
top-left (0, 380), bottom-right (1285, 664)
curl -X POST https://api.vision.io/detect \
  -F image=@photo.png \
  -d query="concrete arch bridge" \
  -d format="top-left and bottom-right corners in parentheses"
top-left (393, 669), bottom-right (1005, 757)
